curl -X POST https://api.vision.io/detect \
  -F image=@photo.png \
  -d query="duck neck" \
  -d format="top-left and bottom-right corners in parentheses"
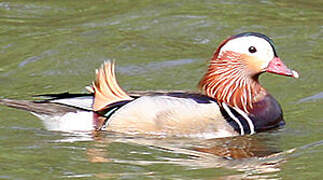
top-left (199, 53), bottom-right (267, 113)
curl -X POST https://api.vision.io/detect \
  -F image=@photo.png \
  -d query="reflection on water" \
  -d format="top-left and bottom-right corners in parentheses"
top-left (56, 131), bottom-right (294, 179)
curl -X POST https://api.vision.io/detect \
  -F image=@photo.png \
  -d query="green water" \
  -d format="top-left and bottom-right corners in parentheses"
top-left (0, 0), bottom-right (322, 179)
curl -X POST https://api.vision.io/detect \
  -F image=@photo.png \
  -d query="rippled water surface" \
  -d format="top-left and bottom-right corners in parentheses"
top-left (0, 0), bottom-right (322, 179)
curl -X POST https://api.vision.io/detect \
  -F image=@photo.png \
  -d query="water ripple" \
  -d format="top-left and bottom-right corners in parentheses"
top-left (118, 58), bottom-right (197, 75)
top-left (298, 92), bottom-right (323, 103)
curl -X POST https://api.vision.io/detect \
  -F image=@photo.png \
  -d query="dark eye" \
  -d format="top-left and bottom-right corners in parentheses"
top-left (248, 46), bottom-right (257, 53)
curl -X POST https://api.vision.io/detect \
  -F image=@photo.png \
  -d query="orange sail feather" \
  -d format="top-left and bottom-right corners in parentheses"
top-left (90, 61), bottom-right (133, 111)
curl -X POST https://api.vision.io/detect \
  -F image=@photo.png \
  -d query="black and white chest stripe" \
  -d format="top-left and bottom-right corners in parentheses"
top-left (220, 102), bottom-right (255, 135)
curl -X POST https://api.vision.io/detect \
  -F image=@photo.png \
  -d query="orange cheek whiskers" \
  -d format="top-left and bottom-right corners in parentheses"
top-left (199, 51), bottom-right (265, 113)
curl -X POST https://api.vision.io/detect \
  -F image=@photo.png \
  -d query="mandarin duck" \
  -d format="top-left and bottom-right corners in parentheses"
top-left (0, 32), bottom-right (298, 138)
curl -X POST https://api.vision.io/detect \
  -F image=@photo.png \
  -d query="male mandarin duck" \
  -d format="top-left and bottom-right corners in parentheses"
top-left (0, 32), bottom-right (298, 138)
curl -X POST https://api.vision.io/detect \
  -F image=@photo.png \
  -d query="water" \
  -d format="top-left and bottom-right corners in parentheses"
top-left (0, 0), bottom-right (322, 179)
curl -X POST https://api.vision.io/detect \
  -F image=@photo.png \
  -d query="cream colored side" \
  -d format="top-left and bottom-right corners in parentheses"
top-left (107, 96), bottom-right (239, 138)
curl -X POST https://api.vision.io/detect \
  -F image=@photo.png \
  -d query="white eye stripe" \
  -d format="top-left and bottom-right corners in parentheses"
top-left (219, 36), bottom-right (275, 68)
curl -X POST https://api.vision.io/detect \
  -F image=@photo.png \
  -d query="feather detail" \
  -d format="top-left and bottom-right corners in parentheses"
top-left (90, 61), bottom-right (133, 111)
top-left (199, 51), bottom-right (266, 113)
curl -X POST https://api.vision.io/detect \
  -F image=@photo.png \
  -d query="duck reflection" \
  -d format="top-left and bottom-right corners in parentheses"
top-left (76, 130), bottom-right (294, 179)
top-left (193, 135), bottom-right (281, 159)
top-left (87, 133), bottom-right (292, 169)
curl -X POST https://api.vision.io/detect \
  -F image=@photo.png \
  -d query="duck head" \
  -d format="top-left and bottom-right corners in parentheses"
top-left (199, 32), bottom-right (298, 112)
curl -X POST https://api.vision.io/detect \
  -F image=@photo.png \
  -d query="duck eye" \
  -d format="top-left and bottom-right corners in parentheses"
top-left (248, 46), bottom-right (257, 53)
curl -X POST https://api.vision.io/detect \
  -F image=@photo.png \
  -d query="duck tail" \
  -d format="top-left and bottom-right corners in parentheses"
top-left (89, 61), bottom-right (133, 111)
top-left (0, 99), bottom-right (77, 115)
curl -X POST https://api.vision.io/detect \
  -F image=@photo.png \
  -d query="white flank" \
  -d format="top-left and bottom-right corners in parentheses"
top-left (51, 96), bottom-right (93, 110)
top-left (31, 111), bottom-right (94, 132)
